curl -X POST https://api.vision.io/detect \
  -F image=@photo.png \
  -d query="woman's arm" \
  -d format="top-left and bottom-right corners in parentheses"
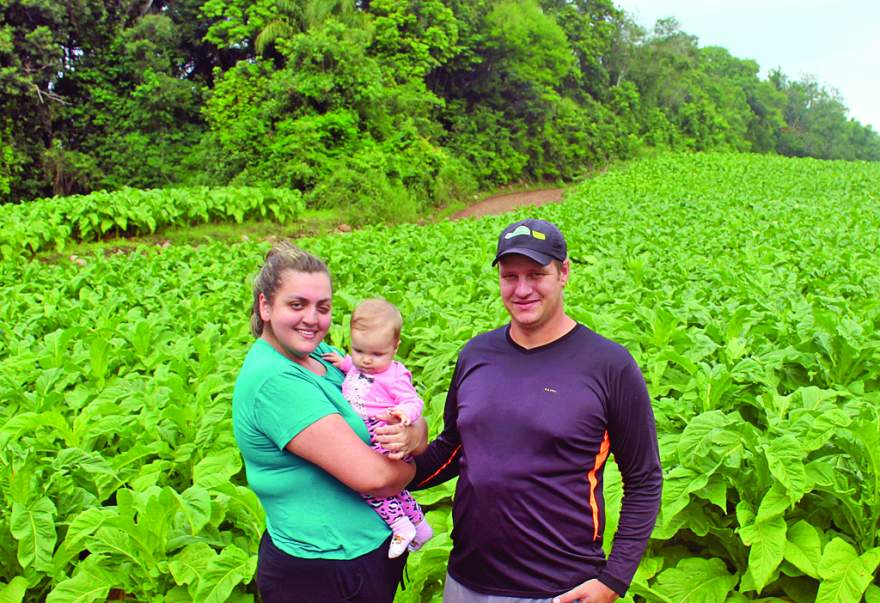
top-left (286, 414), bottom-right (415, 498)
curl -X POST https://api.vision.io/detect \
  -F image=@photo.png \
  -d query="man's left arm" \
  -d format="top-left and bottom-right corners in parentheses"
top-left (555, 354), bottom-right (661, 603)
top-left (599, 354), bottom-right (662, 597)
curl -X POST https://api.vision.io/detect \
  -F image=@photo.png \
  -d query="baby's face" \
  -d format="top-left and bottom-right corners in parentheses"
top-left (350, 328), bottom-right (398, 374)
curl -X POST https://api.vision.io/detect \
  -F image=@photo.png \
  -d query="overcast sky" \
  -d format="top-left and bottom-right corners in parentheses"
top-left (613, 0), bottom-right (880, 131)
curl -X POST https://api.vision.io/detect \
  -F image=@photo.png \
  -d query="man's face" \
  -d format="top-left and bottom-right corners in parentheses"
top-left (498, 254), bottom-right (569, 334)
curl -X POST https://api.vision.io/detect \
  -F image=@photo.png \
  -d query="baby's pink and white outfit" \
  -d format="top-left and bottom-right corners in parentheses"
top-left (339, 356), bottom-right (433, 557)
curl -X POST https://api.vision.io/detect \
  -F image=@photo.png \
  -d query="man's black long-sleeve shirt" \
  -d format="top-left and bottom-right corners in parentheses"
top-left (413, 324), bottom-right (662, 598)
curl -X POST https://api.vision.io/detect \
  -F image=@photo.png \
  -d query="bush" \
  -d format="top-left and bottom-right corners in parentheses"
top-left (308, 165), bottom-right (419, 227)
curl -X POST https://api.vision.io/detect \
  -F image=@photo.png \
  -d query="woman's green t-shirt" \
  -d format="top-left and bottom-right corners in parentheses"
top-left (232, 338), bottom-right (389, 559)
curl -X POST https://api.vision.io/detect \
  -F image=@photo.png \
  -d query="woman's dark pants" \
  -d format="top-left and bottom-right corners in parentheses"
top-left (257, 532), bottom-right (406, 602)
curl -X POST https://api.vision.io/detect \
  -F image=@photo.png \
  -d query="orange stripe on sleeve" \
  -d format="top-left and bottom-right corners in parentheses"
top-left (586, 431), bottom-right (611, 541)
top-left (416, 445), bottom-right (461, 488)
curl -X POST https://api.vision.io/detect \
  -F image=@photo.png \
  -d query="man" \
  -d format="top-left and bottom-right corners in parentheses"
top-left (412, 219), bottom-right (662, 603)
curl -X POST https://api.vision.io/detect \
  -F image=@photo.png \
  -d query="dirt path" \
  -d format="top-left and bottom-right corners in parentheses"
top-left (53, 187), bottom-right (570, 260)
top-left (451, 188), bottom-right (566, 219)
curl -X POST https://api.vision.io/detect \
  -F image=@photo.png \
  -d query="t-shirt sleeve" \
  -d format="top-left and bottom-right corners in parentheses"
top-left (254, 371), bottom-right (339, 450)
top-left (598, 351), bottom-right (663, 595)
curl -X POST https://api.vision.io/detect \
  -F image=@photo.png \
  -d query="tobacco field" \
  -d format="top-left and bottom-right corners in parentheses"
top-left (1, 153), bottom-right (879, 602)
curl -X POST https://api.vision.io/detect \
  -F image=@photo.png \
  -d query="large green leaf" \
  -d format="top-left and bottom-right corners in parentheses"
top-left (816, 539), bottom-right (880, 603)
top-left (676, 411), bottom-right (741, 473)
top-left (168, 542), bottom-right (215, 587)
top-left (695, 473), bottom-right (728, 511)
top-left (653, 465), bottom-right (708, 539)
top-left (53, 507), bottom-right (113, 568)
top-left (10, 498), bottom-right (56, 571)
top-left (193, 449), bottom-right (242, 489)
top-left (45, 556), bottom-right (115, 603)
top-left (756, 481), bottom-right (790, 522)
top-left (0, 577), bottom-right (28, 603)
top-left (764, 435), bottom-right (807, 502)
top-left (173, 486), bottom-right (213, 535)
top-left (739, 515), bottom-right (786, 593)
top-left (190, 545), bottom-right (256, 603)
top-left (653, 557), bottom-right (738, 602)
top-left (88, 527), bottom-right (148, 571)
top-left (783, 520), bottom-right (822, 578)
top-left (799, 407), bottom-right (851, 452)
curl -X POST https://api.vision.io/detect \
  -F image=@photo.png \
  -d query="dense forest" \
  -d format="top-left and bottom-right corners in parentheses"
top-left (3, 0), bottom-right (879, 211)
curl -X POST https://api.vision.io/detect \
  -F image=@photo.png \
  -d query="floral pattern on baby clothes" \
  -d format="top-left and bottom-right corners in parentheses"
top-left (342, 371), bottom-right (374, 419)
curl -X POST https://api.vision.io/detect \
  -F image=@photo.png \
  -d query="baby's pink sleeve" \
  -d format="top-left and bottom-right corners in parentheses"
top-left (339, 355), bottom-right (354, 374)
top-left (389, 363), bottom-right (423, 424)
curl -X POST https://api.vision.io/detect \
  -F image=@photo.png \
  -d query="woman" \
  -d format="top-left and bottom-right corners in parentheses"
top-left (233, 242), bottom-right (425, 602)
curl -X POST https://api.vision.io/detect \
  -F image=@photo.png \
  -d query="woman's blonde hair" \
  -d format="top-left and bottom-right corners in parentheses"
top-left (250, 241), bottom-right (330, 337)
top-left (350, 298), bottom-right (402, 342)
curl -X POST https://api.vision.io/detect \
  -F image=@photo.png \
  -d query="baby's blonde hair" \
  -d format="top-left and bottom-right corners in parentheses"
top-left (351, 298), bottom-right (402, 341)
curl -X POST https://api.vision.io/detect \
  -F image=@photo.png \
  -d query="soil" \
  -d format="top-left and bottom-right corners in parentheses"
top-left (451, 188), bottom-right (566, 219)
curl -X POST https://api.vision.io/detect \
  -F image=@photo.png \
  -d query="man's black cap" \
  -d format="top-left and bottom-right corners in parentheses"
top-left (492, 219), bottom-right (567, 266)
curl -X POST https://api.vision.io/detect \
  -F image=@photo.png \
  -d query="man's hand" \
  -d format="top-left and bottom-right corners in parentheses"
top-left (374, 416), bottom-right (427, 460)
top-left (553, 579), bottom-right (619, 603)
top-left (321, 351), bottom-right (343, 369)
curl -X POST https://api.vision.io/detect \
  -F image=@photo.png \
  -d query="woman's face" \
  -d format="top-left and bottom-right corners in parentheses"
top-left (259, 269), bottom-right (332, 362)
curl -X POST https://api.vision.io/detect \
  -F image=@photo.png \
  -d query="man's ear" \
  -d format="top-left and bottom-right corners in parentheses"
top-left (559, 259), bottom-right (571, 285)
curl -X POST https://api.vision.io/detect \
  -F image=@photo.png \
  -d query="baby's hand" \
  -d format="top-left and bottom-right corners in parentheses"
top-left (384, 406), bottom-right (411, 427)
top-left (321, 352), bottom-right (343, 368)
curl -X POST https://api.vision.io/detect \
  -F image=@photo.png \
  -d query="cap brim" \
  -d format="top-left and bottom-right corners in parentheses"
top-left (492, 248), bottom-right (556, 266)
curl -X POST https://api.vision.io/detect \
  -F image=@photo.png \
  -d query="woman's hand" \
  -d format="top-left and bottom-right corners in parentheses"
top-left (374, 415), bottom-right (428, 460)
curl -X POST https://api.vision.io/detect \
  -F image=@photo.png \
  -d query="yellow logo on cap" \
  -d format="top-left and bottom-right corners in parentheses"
top-left (504, 225), bottom-right (547, 241)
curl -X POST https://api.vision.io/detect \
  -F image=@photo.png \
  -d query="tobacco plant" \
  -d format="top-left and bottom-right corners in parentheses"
top-left (2, 153), bottom-right (879, 601)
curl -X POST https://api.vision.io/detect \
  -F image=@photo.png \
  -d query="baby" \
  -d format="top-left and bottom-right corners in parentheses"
top-left (323, 298), bottom-right (433, 558)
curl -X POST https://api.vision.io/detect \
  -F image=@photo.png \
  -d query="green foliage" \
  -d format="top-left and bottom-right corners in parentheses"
top-left (2, 153), bottom-right (880, 601)
top-left (201, 0), bottom-right (278, 49)
top-left (203, 15), bottom-right (472, 219)
top-left (0, 1), bottom-right (215, 200)
top-left (204, 22), bottom-right (384, 189)
top-left (0, 1), bottom-right (70, 200)
top-left (543, 0), bottom-right (621, 102)
top-left (308, 164), bottom-right (420, 226)
top-left (568, 153), bottom-right (880, 602)
top-left (55, 12), bottom-right (207, 193)
top-left (369, 0), bottom-right (461, 81)
top-left (0, 187), bottom-right (303, 259)
top-left (484, 0), bottom-right (574, 95)
top-left (0, 123), bottom-right (21, 199)
top-left (771, 71), bottom-right (880, 161)
top-left (3, 0), bottom-right (880, 206)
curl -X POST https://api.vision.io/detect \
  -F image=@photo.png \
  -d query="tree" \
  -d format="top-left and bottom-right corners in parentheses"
top-left (770, 72), bottom-right (879, 160)
top-left (0, 0), bottom-right (71, 200)
top-left (52, 7), bottom-right (208, 193)
top-left (540, 0), bottom-right (622, 103)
